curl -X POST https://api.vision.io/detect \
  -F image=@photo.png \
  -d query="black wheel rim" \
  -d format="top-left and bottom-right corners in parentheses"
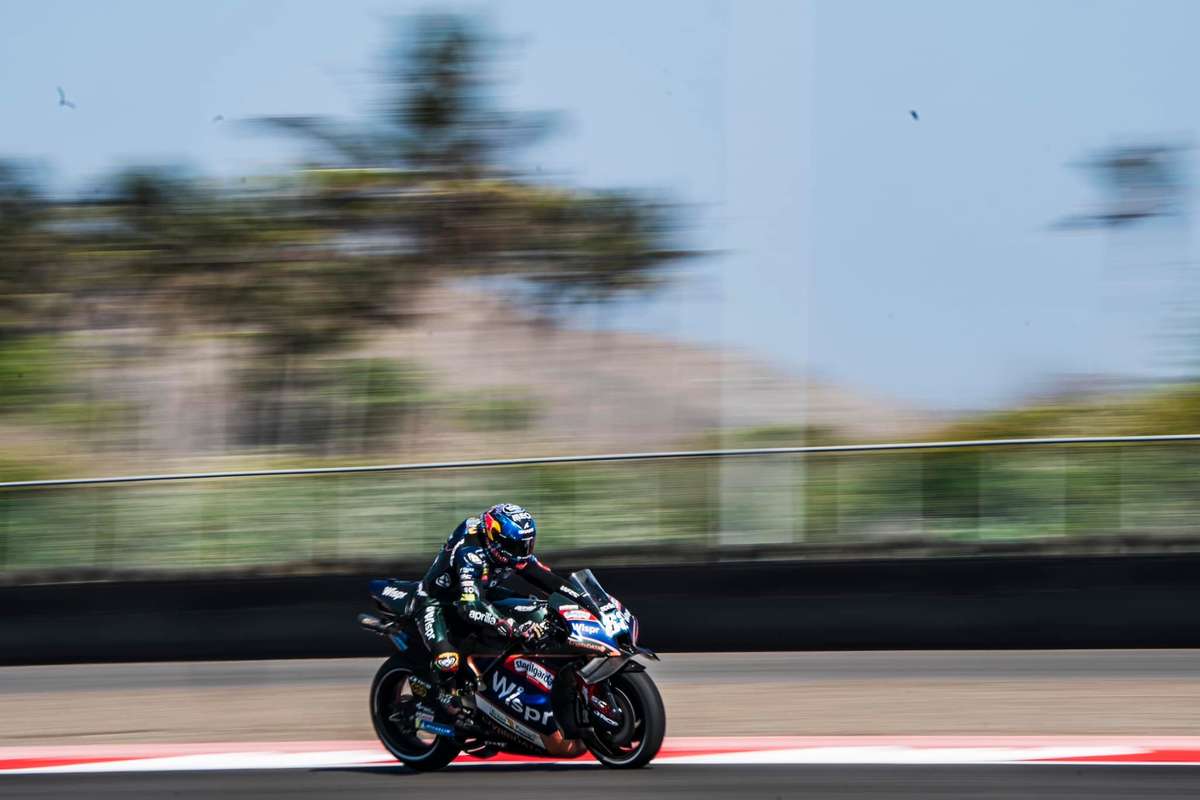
top-left (588, 684), bottom-right (646, 764)
top-left (374, 667), bottom-right (441, 759)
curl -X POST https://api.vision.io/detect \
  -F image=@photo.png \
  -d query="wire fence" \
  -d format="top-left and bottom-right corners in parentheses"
top-left (2, 434), bottom-right (1200, 578)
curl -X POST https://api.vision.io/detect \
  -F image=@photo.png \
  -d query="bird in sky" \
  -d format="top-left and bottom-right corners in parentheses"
top-left (57, 86), bottom-right (76, 109)
top-left (212, 114), bottom-right (224, 123)
top-left (909, 109), bottom-right (919, 121)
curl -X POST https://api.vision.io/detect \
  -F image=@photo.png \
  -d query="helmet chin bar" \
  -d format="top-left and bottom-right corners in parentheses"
top-left (486, 536), bottom-right (533, 566)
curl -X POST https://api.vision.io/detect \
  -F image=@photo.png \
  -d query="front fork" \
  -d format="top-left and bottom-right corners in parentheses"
top-left (580, 680), bottom-right (624, 732)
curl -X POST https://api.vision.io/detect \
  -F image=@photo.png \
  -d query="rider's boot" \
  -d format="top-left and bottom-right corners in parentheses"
top-left (431, 651), bottom-right (467, 716)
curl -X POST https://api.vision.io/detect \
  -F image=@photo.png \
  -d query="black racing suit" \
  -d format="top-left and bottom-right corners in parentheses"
top-left (417, 517), bottom-right (577, 682)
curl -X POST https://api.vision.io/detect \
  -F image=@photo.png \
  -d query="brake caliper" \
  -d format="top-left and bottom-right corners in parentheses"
top-left (582, 682), bottom-right (623, 731)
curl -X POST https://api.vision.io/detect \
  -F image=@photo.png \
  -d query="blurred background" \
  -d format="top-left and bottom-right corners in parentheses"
top-left (14, 8), bottom-right (1200, 797)
top-left (2, 0), bottom-right (1200, 579)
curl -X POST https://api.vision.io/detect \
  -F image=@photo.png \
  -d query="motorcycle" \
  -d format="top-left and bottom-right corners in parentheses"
top-left (358, 568), bottom-right (665, 771)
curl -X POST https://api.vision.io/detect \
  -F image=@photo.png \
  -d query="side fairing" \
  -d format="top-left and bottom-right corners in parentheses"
top-left (561, 611), bottom-right (622, 656)
top-left (476, 655), bottom-right (560, 742)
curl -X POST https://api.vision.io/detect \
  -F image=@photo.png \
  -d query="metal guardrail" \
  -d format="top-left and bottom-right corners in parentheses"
top-left (2, 434), bottom-right (1199, 489)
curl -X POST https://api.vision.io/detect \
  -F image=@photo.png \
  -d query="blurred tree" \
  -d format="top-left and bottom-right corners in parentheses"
top-left (253, 12), bottom-right (694, 313)
top-left (256, 13), bottom-right (550, 176)
top-left (0, 13), bottom-right (694, 454)
top-left (0, 161), bottom-right (63, 341)
top-left (85, 166), bottom-right (434, 446)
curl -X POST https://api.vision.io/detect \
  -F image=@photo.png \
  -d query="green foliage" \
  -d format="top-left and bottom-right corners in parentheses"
top-left (0, 161), bottom-right (65, 340)
top-left (457, 392), bottom-right (540, 432)
top-left (938, 385), bottom-right (1200, 441)
top-left (230, 357), bottom-right (428, 450)
top-left (718, 424), bottom-right (844, 448)
top-left (337, 358), bottom-right (426, 408)
top-left (1123, 385), bottom-right (1200, 434)
top-left (0, 336), bottom-right (63, 413)
top-left (334, 358), bottom-right (429, 441)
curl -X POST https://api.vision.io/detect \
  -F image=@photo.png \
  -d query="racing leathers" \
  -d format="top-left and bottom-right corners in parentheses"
top-left (417, 516), bottom-right (577, 687)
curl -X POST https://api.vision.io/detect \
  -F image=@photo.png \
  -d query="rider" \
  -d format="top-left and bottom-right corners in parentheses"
top-left (417, 502), bottom-right (578, 710)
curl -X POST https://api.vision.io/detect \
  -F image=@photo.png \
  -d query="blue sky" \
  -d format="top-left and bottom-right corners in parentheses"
top-left (1, 0), bottom-right (1196, 410)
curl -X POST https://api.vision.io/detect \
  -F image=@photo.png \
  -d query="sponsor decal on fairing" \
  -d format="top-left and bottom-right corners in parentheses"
top-left (467, 609), bottom-right (499, 626)
top-left (490, 671), bottom-right (555, 726)
top-left (475, 695), bottom-right (545, 748)
top-left (571, 622), bottom-right (603, 637)
top-left (510, 657), bottom-right (555, 691)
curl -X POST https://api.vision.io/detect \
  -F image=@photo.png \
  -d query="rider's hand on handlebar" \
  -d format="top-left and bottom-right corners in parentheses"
top-left (495, 617), bottom-right (518, 639)
top-left (516, 620), bottom-right (548, 645)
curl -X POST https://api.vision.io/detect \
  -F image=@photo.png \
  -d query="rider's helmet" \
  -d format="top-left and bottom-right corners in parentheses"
top-left (480, 503), bottom-right (536, 567)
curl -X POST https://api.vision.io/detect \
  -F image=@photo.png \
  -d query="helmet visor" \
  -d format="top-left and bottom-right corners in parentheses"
top-left (497, 534), bottom-right (534, 560)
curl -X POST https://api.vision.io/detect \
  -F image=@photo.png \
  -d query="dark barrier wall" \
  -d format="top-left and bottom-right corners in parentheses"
top-left (3, 554), bottom-right (1200, 665)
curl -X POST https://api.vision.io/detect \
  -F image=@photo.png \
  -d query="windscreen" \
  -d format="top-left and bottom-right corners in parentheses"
top-left (569, 569), bottom-right (631, 640)
top-left (568, 569), bottom-right (612, 611)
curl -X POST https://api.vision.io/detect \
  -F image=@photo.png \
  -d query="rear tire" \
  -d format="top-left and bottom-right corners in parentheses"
top-left (369, 654), bottom-right (460, 772)
top-left (582, 670), bottom-right (666, 769)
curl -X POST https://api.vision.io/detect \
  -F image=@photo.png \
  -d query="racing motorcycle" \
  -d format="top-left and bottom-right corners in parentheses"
top-left (357, 569), bottom-right (664, 771)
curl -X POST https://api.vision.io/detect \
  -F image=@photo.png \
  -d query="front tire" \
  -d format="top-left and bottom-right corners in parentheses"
top-left (582, 670), bottom-right (666, 769)
top-left (370, 654), bottom-right (460, 772)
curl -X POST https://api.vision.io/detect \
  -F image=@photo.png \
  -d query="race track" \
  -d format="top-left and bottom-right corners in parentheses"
top-left (6, 650), bottom-right (1200, 743)
top-left (6, 764), bottom-right (1200, 799)
top-left (3, 651), bottom-right (1200, 797)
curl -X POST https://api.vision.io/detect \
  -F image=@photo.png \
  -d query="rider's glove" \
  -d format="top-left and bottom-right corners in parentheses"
top-left (516, 620), bottom-right (548, 644)
top-left (495, 617), bottom-right (518, 638)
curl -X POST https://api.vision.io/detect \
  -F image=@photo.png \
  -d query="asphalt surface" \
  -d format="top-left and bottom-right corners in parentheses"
top-left (5, 649), bottom-right (1200, 694)
top-left (8, 649), bottom-right (1200, 743)
top-left (6, 765), bottom-right (1200, 799)
top-left (5, 651), bottom-right (1200, 796)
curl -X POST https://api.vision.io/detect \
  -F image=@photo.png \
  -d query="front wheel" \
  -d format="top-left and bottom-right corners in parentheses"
top-left (582, 671), bottom-right (666, 769)
top-left (369, 655), bottom-right (460, 772)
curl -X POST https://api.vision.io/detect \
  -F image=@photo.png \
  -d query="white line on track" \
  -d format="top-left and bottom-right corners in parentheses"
top-left (6, 737), bottom-right (1200, 774)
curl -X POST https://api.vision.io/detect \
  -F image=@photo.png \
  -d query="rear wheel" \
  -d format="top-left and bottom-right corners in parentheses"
top-left (582, 671), bottom-right (666, 769)
top-left (369, 655), bottom-right (460, 772)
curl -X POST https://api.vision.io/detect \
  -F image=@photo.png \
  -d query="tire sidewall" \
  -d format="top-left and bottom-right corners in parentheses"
top-left (584, 670), bottom-right (666, 769)
top-left (369, 654), bottom-right (460, 771)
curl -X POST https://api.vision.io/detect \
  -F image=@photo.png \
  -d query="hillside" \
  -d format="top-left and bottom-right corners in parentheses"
top-left (365, 286), bottom-right (937, 455)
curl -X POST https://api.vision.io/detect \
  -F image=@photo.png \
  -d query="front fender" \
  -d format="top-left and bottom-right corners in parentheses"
top-left (577, 654), bottom-right (650, 685)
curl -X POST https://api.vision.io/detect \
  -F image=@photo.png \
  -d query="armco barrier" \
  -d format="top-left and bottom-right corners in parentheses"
top-left (3, 553), bottom-right (1200, 665)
